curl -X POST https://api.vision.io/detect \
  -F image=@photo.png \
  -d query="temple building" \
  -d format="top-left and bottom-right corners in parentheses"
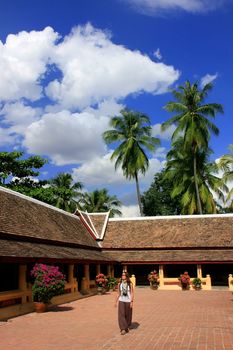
top-left (1, 186), bottom-right (233, 320)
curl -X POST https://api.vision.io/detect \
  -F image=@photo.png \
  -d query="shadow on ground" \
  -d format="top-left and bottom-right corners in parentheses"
top-left (48, 306), bottom-right (74, 312)
top-left (129, 322), bottom-right (140, 330)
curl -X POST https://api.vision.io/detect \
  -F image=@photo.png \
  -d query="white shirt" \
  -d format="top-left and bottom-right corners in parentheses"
top-left (119, 283), bottom-right (131, 303)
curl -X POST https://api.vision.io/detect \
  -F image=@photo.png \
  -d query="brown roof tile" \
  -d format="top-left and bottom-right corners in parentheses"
top-left (103, 216), bottom-right (233, 249)
top-left (0, 187), bottom-right (98, 248)
top-left (0, 239), bottom-right (112, 262)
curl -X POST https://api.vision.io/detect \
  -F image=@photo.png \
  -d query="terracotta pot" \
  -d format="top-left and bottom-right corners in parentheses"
top-left (33, 302), bottom-right (48, 313)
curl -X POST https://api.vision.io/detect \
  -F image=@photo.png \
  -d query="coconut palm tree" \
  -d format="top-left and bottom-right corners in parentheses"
top-left (162, 81), bottom-right (223, 214)
top-left (50, 173), bottom-right (83, 212)
top-left (79, 188), bottom-right (122, 217)
top-left (218, 144), bottom-right (233, 207)
top-left (103, 108), bottom-right (160, 216)
top-left (164, 138), bottom-right (227, 214)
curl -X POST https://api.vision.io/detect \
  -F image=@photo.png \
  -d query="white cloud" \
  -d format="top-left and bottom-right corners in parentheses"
top-left (123, 0), bottom-right (224, 15)
top-left (72, 151), bottom-right (164, 187)
top-left (84, 99), bottom-right (124, 118)
top-left (0, 27), bottom-right (58, 101)
top-left (200, 73), bottom-right (218, 88)
top-left (1, 101), bottom-right (41, 135)
top-left (120, 205), bottom-right (140, 217)
top-left (72, 151), bottom-right (125, 185)
top-left (23, 110), bottom-right (109, 165)
top-left (0, 127), bottom-right (16, 146)
top-left (154, 48), bottom-right (162, 60)
top-left (152, 123), bottom-right (176, 140)
top-left (45, 23), bottom-right (179, 109)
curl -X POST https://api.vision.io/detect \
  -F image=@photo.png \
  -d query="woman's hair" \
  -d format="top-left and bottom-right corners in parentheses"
top-left (121, 271), bottom-right (131, 285)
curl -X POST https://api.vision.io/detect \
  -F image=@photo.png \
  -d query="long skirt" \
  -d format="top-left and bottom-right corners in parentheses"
top-left (118, 301), bottom-right (132, 330)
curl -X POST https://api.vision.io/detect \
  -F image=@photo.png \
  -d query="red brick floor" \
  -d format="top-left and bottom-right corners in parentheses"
top-left (1, 289), bottom-right (233, 350)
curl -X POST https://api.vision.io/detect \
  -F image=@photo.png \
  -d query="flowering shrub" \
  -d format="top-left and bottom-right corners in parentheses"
top-left (148, 270), bottom-right (159, 286)
top-left (95, 273), bottom-right (108, 288)
top-left (179, 271), bottom-right (190, 290)
top-left (31, 263), bottom-right (66, 303)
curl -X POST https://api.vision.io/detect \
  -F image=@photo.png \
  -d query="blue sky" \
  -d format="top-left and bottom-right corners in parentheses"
top-left (0, 0), bottom-right (233, 216)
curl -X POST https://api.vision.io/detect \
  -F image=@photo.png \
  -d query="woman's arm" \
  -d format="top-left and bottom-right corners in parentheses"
top-left (130, 283), bottom-right (134, 307)
top-left (114, 283), bottom-right (120, 307)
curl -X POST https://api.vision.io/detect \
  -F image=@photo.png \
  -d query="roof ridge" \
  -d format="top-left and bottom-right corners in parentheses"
top-left (109, 213), bottom-right (233, 221)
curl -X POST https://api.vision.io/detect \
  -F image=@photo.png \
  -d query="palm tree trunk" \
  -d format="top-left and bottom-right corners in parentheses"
top-left (135, 172), bottom-right (143, 216)
top-left (193, 153), bottom-right (203, 214)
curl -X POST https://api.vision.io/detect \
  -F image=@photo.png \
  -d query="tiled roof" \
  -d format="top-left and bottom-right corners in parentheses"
top-left (0, 238), bottom-right (112, 262)
top-left (1, 187), bottom-right (233, 264)
top-left (0, 187), bottom-right (98, 248)
top-left (102, 215), bottom-right (233, 249)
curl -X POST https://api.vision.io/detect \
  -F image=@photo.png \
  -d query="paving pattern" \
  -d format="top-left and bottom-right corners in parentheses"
top-left (1, 288), bottom-right (233, 350)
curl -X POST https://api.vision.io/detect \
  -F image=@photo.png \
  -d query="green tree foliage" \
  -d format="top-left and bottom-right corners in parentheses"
top-left (7, 178), bottom-right (56, 205)
top-left (141, 170), bottom-right (182, 216)
top-left (162, 81), bottom-right (223, 214)
top-left (218, 144), bottom-right (233, 209)
top-left (164, 138), bottom-right (227, 214)
top-left (79, 188), bottom-right (122, 218)
top-left (0, 151), bottom-right (47, 184)
top-left (103, 108), bottom-right (160, 216)
top-left (49, 173), bottom-right (83, 212)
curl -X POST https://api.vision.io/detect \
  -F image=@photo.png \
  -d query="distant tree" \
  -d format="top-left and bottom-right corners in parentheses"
top-left (0, 151), bottom-right (47, 184)
top-left (218, 144), bottom-right (233, 207)
top-left (79, 188), bottom-right (122, 218)
top-left (164, 138), bottom-right (227, 214)
top-left (103, 108), bottom-right (160, 216)
top-left (162, 81), bottom-right (223, 214)
top-left (141, 170), bottom-right (182, 216)
top-left (7, 178), bottom-right (56, 205)
top-left (50, 173), bottom-right (83, 212)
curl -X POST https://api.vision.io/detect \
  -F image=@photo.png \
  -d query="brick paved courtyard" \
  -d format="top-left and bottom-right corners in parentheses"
top-left (1, 289), bottom-right (233, 350)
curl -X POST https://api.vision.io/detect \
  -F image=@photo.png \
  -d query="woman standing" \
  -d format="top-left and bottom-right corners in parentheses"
top-left (115, 271), bottom-right (134, 335)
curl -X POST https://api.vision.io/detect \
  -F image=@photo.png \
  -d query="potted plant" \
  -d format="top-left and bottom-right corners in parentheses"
top-left (192, 277), bottom-right (202, 290)
top-left (148, 270), bottom-right (159, 290)
top-left (31, 263), bottom-right (66, 312)
top-left (107, 276), bottom-right (118, 291)
top-left (95, 273), bottom-right (108, 294)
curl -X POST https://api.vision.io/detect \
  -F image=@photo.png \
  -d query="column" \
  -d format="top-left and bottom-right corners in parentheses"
top-left (228, 274), bottom-right (233, 291)
top-left (206, 274), bottom-right (212, 290)
top-left (84, 264), bottom-right (90, 291)
top-left (68, 264), bottom-right (75, 293)
top-left (197, 264), bottom-right (202, 278)
top-left (19, 265), bottom-right (27, 304)
top-left (159, 264), bottom-right (164, 288)
top-left (96, 264), bottom-right (100, 275)
top-left (107, 264), bottom-right (112, 277)
top-left (122, 265), bottom-right (127, 272)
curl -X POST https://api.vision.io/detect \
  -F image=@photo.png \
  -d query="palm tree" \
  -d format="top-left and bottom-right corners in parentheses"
top-left (164, 138), bottom-right (227, 214)
top-left (162, 81), bottom-right (223, 214)
top-left (103, 108), bottom-right (160, 216)
top-left (50, 173), bottom-right (83, 212)
top-left (79, 188), bottom-right (122, 218)
top-left (218, 144), bottom-right (233, 207)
